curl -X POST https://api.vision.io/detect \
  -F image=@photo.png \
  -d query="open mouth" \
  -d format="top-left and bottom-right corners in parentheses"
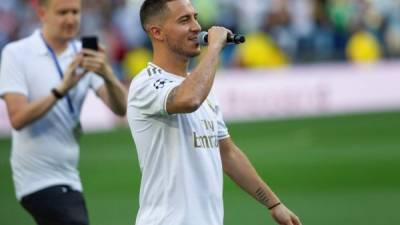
top-left (188, 36), bottom-right (198, 42)
top-left (189, 32), bottom-right (201, 41)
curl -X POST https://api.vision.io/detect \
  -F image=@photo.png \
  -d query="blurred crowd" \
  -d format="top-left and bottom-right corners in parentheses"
top-left (1, 0), bottom-right (400, 80)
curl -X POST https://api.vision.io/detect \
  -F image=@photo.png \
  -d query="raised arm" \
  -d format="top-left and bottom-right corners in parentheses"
top-left (4, 55), bottom-right (86, 130)
top-left (81, 46), bottom-right (127, 116)
top-left (166, 26), bottom-right (229, 114)
top-left (219, 137), bottom-right (302, 225)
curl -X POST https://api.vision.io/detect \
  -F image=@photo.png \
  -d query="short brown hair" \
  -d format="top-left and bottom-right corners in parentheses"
top-left (139, 0), bottom-right (175, 32)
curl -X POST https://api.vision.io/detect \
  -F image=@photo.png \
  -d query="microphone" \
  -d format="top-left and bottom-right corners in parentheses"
top-left (197, 31), bottom-right (245, 46)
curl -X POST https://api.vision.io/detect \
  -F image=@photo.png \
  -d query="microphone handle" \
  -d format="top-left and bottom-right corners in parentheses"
top-left (200, 32), bottom-right (245, 45)
top-left (227, 34), bottom-right (235, 43)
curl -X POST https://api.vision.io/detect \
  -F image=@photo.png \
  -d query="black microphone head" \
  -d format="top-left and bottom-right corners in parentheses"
top-left (227, 33), bottom-right (245, 44)
top-left (234, 35), bottom-right (245, 44)
top-left (198, 31), bottom-right (208, 46)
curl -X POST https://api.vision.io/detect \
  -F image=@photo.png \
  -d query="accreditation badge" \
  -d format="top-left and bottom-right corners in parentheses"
top-left (73, 121), bottom-right (83, 142)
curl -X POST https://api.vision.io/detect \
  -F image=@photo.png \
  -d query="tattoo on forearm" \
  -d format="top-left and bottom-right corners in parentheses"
top-left (255, 187), bottom-right (270, 205)
top-left (167, 87), bottom-right (177, 106)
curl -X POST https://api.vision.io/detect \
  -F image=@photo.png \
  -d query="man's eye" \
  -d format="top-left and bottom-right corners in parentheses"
top-left (179, 16), bottom-right (190, 23)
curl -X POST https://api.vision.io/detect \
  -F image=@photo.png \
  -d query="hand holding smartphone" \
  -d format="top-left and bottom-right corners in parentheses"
top-left (77, 36), bottom-right (98, 75)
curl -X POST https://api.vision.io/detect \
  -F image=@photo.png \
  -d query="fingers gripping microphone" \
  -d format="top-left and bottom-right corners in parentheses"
top-left (197, 31), bottom-right (245, 46)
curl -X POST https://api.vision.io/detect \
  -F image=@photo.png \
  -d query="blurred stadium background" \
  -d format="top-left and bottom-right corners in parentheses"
top-left (1, 0), bottom-right (400, 225)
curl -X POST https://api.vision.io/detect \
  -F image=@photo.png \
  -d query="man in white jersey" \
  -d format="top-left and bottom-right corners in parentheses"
top-left (0, 0), bottom-right (127, 224)
top-left (127, 0), bottom-right (302, 225)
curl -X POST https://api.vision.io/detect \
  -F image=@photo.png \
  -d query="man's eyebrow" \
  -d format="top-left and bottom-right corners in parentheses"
top-left (177, 12), bottom-right (198, 21)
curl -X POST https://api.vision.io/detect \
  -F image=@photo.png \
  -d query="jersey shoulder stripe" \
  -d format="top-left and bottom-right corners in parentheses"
top-left (147, 64), bottom-right (163, 77)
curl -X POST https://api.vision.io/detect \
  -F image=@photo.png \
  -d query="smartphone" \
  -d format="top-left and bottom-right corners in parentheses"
top-left (81, 36), bottom-right (98, 51)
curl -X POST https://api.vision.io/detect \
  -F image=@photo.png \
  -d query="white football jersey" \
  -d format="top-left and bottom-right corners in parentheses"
top-left (127, 63), bottom-right (230, 225)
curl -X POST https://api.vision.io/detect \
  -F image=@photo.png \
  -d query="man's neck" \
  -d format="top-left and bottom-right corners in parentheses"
top-left (42, 30), bottom-right (69, 55)
top-left (153, 48), bottom-right (189, 77)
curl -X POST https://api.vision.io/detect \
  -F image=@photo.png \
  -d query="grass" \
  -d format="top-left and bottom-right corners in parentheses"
top-left (1, 111), bottom-right (400, 225)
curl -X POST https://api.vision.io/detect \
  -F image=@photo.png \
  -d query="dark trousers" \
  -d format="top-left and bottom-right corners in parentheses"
top-left (20, 185), bottom-right (89, 225)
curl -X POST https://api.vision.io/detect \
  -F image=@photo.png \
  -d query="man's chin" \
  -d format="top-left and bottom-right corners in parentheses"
top-left (61, 36), bottom-right (75, 43)
top-left (63, 30), bottom-right (78, 40)
top-left (187, 48), bottom-right (201, 57)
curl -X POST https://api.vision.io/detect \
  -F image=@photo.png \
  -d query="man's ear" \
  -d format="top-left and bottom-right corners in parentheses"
top-left (148, 25), bottom-right (164, 42)
top-left (36, 6), bottom-right (47, 23)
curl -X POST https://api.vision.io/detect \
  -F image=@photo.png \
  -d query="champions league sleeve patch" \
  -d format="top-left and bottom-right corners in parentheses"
top-left (153, 78), bottom-right (173, 89)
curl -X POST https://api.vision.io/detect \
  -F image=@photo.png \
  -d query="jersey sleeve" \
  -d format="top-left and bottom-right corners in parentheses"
top-left (129, 75), bottom-right (179, 116)
top-left (216, 101), bottom-right (230, 140)
top-left (0, 45), bottom-right (29, 98)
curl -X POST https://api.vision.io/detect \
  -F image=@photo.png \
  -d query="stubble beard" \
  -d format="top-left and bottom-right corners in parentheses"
top-left (166, 36), bottom-right (201, 59)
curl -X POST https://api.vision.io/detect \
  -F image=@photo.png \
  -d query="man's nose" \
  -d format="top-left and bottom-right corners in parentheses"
top-left (190, 19), bottom-right (201, 33)
top-left (66, 12), bottom-right (77, 23)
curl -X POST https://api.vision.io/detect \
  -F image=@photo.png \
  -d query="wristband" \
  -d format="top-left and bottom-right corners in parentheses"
top-left (268, 202), bottom-right (281, 210)
top-left (51, 88), bottom-right (64, 99)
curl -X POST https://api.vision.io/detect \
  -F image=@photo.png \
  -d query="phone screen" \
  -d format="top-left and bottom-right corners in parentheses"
top-left (81, 36), bottom-right (98, 51)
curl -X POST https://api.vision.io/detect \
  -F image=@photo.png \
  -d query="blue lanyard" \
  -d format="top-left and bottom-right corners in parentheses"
top-left (40, 33), bottom-right (77, 115)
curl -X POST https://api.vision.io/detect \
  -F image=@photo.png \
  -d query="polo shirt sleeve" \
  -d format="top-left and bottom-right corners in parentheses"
top-left (88, 72), bottom-right (105, 92)
top-left (129, 75), bottom-right (179, 116)
top-left (0, 45), bottom-right (29, 98)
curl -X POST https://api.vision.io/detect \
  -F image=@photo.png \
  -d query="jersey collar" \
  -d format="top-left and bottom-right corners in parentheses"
top-left (148, 62), bottom-right (186, 80)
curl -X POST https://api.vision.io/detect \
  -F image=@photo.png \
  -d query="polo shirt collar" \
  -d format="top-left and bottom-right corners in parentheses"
top-left (31, 29), bottom-right (79, 57)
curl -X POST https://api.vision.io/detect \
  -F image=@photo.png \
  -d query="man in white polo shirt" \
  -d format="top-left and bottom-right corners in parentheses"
top-left (0, 0), bottom-right (127, 224)
top-left (127, 1), bottom-right (302, 225)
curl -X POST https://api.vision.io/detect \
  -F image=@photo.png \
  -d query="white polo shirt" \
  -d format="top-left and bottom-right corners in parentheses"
top-left (0, 30), bottom-right (104, 200)
top-left (127, 63), bottom-right (230, 225)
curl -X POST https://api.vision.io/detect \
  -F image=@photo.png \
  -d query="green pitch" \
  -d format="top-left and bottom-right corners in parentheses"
top-left (1, 111), bottom-right (399, 225)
